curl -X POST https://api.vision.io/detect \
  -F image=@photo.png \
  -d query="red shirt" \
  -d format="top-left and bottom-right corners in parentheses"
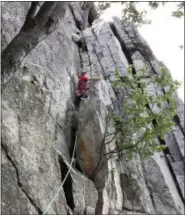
top-left (77, 74), bottom-right (89, 92)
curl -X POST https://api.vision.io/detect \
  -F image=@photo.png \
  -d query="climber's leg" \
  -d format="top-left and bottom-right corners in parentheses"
top-left (74, 90), bottom-right (81, 108)
top-left (81, 91), bottom-right (88, 98)
top-left (74, 90), bottom-right (88, 109)
top-left (74, 95), bottom-right (81, 108)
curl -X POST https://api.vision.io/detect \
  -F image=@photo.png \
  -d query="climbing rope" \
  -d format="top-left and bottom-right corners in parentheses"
top-left (42, 132), bottom-right (79, 215)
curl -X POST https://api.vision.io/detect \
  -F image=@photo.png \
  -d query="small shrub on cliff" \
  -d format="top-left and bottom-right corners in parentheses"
top-left (110, 65), bottom-right (181, 159)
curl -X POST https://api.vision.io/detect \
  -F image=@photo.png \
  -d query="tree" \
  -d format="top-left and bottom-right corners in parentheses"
top-left (110, 65), bottom-right (180, 159)
top-left (95, 1), bottom-right (184, 27)
top-left (2, 2), bottom-right (68, 85)
top-left (148, 2), bottom-right (184, 18)
top-left (91, 65), bottom-right (180, 180)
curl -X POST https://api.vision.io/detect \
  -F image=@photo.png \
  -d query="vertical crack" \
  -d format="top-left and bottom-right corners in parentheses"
top-left (174, 115), bottom-right (185, 136)
top-left (165, 155), bottom-right (185, 204)
top-left (68, 3), bottom-right (83, 30)
top-left (69, 112), bottom-right (82, 173)
top-left (58, 157), bottom-right (75, 211)
top-left (109, 22), bottom-right (133, 66)
top-left (95, 190), bottom-right (104, 215)
top-left (151, 117), bottom-right (185, 204)
top-left (91, 27), bottom-right (111, 78)
top-left (107, 42), bottom-right (117, 68)
top-left (123, 23), bottom-right (157, 75)
top-left (1, 143), bottom-right (43, 215)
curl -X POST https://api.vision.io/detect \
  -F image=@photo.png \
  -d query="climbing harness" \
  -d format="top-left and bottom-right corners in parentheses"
top-left (42, 132), bottom-right (79, 215)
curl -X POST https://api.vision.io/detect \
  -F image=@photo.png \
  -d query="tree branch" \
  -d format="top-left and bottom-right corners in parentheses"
top-left (35, 1), bottom-right (58, 25)
top-left (81, 2), bottom-right (93, 29)
top-left (43, 2), bottom-right (68, 34)
top-left (21, 2), bottom-right (39, 31)
top-left (1, 2), bottom-right (68, 85)
top-left (105, 133), bottom-right (117, 144)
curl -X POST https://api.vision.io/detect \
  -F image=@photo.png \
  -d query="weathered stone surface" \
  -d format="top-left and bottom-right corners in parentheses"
top-left (1, 2), bottom-right (30, 51)
top-left (72, 32), bottom-right (81, 42)
top-left (2, 147), bottom-right (38, 215)
top-left (76, 97), bottom-right (123, 214)
top-left (76, 97), bottom-right (110, 174)
top-left (171, 161), bottom-right (185, 198)
top-left (120, 210), bottom-right (148, 215)
top-left (142, 153), bottom-right (184, 214)
top-left (1, 2), bottom-right (82, 214)
top-left (70, 164), bottom-right (98, 215)
top-left (54, 149), bottom-right (98, 215)
top-left (2, 96), bottom-right (68, 214)
top-left (119, 154), bottom-right (154, 214)
top-left (69, 2), bottom-right (83, 29)
top-left (172, 125), bottom-right (184, 158)
top-left (2, 2), bottom-right (184, 215)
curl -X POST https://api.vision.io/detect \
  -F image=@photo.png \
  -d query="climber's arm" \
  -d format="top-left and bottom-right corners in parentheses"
top-left (88, 76), bottom-right (104, 81)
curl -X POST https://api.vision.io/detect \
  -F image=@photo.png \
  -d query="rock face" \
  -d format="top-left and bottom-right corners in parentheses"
top-left (1, 2), bottom-right (184, 215)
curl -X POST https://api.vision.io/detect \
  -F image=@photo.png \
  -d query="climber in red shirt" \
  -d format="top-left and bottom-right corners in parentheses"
top-left (75, 71), bottom-right (103, 107)
top-left (76, 71), bottom-right (89, 98)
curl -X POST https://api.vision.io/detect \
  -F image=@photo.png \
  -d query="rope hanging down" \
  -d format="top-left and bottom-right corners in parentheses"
top-left (42, 132), bottom-right (79, 215)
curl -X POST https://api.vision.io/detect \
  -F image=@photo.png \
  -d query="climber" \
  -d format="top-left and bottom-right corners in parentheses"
top-left (75, 71), bottom-right (103, 106)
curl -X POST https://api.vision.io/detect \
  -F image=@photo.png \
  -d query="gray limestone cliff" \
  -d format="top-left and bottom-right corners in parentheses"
top-left (1, 2), bottom-right (184, 215)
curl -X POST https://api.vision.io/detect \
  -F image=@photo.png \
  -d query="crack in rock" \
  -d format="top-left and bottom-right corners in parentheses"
top-left (58, 156), bottom-right (75, 211)
top-left (123, 206), bottom-right (145, 214)
top-left (1, 143), bottom-right (43, 215)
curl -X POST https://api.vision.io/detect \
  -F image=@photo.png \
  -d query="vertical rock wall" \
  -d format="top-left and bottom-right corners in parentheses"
top-left (1, 2), bottom-right (184, 215)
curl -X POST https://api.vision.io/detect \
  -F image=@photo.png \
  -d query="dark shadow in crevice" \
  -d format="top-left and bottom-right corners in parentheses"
top-left (109, 22), bottom-right (134, 67)
top-left (78, 39), bottom-right (88, 52)
top-left (58, 158), bottom-right (75, 211)
top-left (69, 113), bottom-right (82, 173)
top-left (68, 3), bottom-right (81, 30)
top-left (75, 161), bottom-right (83, 173)
top-left (88, 4), bottom-right (99, 27)
top-left (165, 154), bottom-right (185, 204)
top-left (150, 118), bottom-right (185, 204)
top-left (110, 21), bottom-right (158, 76)
top-left (95, 190), bottom-right (103, 215)
top-left (73, 95), bottom-right (81, 111)
top-left (174, 115), bottom-right (185, 136)
top-left (141, 101), bottom-right (185, 205)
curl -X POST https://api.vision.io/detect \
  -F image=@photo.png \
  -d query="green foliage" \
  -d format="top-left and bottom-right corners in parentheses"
top-left (94, 2), bottom-right (111, 16)
top-left (94, 1), bottom-right (184, 27)
top-left (172, 10), bottom-right (184, 18)
top-left (97, 2), bottom-right (111, 12)
top-left (148, 2), bottom-right (184, 19)
top-left (121, 2), bottom-right (151, 27)
top-left (111, 65), bottom-right (180, 160)
top-left (172, 2), bottom-right (184, 18)
top-left (148, 2), bottom-right (160, 9)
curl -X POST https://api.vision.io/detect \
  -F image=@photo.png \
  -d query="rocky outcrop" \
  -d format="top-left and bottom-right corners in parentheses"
top-left (1, 2), bottom-right (184, 215)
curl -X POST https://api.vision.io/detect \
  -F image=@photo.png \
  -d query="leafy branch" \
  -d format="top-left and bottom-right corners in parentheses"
top-left (91, 65), bottom-right (180, 180)
top-left (94, 1), bottom-right (184, 27)
top-left (111, 65), bottom-right (180, 159)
